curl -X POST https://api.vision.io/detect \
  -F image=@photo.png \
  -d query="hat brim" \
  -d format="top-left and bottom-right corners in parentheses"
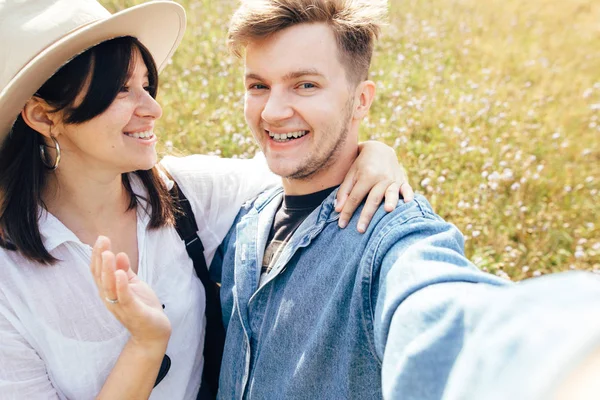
top-left (0, 1), bottom-right (186, 145)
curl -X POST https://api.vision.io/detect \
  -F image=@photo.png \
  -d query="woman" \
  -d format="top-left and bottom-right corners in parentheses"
top-left (0, 1), bottom-right (412, 399)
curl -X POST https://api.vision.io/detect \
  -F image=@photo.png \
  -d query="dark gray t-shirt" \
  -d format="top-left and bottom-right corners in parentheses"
top-left (261, 186), bottom-right (337, 277)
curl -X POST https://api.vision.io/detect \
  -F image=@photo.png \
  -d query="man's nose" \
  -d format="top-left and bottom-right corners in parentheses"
top-left (261, 88), bottom-right (293, 123)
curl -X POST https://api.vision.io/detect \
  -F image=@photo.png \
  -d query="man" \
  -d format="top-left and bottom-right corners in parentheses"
top-left (210, 0), bottom-right (600, 399)
top-left (211, 0), bottom-right (600, 399)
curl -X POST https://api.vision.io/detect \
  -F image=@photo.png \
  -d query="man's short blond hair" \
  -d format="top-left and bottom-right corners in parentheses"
top-left (228, 0), bottom-right (387, 85)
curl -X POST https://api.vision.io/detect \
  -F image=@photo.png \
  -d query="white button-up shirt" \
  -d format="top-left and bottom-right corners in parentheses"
top-left (0, 155), bottom-right (277, 400)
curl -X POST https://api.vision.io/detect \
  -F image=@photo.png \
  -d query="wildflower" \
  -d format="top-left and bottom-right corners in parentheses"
top-left (501, 168), bottom-right (514, 181)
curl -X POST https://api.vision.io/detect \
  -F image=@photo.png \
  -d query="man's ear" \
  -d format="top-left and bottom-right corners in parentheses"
top-left (353, 80), bottom-right (376, 121)
top-left (21, 97), bottom-right (59, 138)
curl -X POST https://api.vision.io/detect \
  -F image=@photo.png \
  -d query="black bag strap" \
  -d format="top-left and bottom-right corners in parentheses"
top-left (169, 183), bottom-right (225, 400)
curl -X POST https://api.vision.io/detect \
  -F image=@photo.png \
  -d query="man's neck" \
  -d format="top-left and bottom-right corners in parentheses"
top-left (281, 151), bottom-right (357, 196)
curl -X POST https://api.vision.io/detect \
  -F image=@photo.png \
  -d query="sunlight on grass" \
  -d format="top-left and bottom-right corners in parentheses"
top-left (101, 0), bottom-right (600, 280)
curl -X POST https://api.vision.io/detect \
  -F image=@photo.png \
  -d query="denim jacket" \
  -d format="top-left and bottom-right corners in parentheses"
top-left (211, 187), bottom-right (600, 400)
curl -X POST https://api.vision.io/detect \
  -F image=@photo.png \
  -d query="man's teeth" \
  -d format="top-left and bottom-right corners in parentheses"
top-left (268, 130), bottom-right (308, 140)
top-left (125, 130), bottom-right (154, 139)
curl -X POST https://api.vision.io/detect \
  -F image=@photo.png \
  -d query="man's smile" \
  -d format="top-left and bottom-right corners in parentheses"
top-left (265, 129), bottom-right (310, 143)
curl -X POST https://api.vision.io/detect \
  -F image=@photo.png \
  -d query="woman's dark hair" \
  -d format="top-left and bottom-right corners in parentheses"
top-left (0, 36), bottom-right (176, 264)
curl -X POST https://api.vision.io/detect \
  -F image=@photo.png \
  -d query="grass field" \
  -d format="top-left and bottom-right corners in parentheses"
top-left (101, 0), bottom-right (600, 280)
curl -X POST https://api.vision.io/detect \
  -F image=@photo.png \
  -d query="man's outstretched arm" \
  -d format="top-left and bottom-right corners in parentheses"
top-left (371, 200), bottom-right (600, 399)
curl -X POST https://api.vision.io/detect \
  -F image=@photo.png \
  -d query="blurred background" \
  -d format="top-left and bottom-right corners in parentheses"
top-left (100, 0), bottom-right (600, 280)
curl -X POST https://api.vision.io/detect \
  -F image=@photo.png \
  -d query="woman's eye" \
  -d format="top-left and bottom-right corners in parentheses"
top-left (119, 86), bottom-right (130, 93)
top-left (144, 86), bottom-right (155, 93)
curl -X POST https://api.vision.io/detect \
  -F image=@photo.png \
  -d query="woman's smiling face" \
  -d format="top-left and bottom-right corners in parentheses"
top-left (53, 48), bottom-right (163, 176)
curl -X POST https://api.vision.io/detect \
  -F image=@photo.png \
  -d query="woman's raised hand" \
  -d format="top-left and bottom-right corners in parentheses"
top-left (91, 236), bottom-right (171, 345)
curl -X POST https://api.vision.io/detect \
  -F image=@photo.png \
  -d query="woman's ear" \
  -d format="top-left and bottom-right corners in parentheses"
top-left (21, 97), bottom-right (58, 138)
top-left (352, 80), bottom-right (376, 121)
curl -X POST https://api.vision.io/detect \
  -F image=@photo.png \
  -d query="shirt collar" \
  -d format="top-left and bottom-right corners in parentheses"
top-left (252, 186), bottom-right (341, 224)
top-left (38, 172), bottom-right (172, 252)
top-left (38, 207), bottom-right (82, 252)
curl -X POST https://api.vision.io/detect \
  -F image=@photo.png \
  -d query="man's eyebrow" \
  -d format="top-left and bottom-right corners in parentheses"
top-left (244, 69), bottom-right (325, 81)
top-left (245, 73), bottom-right (263, 81)
top-left (282, 69), bottom-right (324, 80)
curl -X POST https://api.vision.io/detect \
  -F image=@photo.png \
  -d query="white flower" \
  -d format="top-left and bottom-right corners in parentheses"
top-left (501, 168), bottom-right (514, 181)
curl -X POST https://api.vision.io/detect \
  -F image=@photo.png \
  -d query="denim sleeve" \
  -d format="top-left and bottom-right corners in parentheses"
top-left (372, 210), bottom-right (600, 400)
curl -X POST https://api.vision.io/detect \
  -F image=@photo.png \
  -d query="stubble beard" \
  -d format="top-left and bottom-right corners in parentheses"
top-left (285, 98), bottom-right (354, 181)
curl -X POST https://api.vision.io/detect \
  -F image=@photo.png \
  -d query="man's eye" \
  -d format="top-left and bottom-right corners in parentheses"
top-left (298, 83), bottom-right (316, 89)
top-left (249, 84), bottom-right (268, 90)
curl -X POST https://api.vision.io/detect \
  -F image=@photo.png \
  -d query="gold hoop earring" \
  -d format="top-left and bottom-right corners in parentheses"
top-left (39, 136), bottom-right (61, 170)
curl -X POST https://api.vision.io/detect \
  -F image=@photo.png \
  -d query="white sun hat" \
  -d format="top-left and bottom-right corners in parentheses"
top-left (0, 0), bottom-right (186, 146)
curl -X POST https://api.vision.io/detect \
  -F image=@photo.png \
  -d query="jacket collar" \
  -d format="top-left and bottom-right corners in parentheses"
top-left (251, 185), bottom-right (341, 225)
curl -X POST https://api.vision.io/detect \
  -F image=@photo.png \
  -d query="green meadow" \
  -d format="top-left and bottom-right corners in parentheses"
top-left (101, 0), bottom-right (600, 280)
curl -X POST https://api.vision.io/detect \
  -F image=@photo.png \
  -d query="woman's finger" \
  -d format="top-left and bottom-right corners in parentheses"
top-left (399, 181), bottom-right (414, 203)
top-left (338, 176), bottom-right (383, 230)
top-left (384, 182), bottom-right (400, 212)
top-left (115, 252), bottom-right (136, 280)
top-left (335, 165), bottom-right (357, 213)
top-left (91, 236), bottom-right (110, 291)
top-left (114, 269), bottom-right (133, 308)
top-left (101, 250), bottom-right (118, 304)
top-left (356, 181), bottom-right (390, 233)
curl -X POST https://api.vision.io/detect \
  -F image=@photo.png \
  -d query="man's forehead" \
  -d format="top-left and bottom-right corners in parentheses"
top-left (245, 23), bottom-right (337, 57)
top-left (242, 23), bottom-right (346, 84)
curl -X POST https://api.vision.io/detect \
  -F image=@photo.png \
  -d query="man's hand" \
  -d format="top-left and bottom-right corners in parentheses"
top-left (554, 344), bottom-right (600, 400)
